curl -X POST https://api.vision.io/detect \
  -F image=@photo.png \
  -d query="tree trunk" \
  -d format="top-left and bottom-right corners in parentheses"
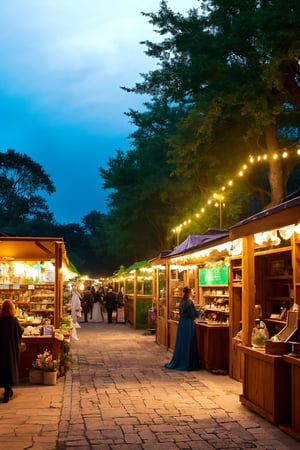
top-left (265, 124), bottom-right (285, 207)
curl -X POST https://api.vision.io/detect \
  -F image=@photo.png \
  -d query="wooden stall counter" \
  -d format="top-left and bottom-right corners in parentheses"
top-left (168, 319), bottom-right (178, 351)
top-left (196, 322), bottom-right (229, 373)
top-left (240, 345), bottom-right (291, 425)
top-left (281, 354), bottom-right (300, 441)
top-left (20, 335), bottom-right (64, 377)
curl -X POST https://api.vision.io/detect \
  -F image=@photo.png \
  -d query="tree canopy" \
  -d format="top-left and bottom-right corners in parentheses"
top-left (100, 0), bottom-right (300, 268)
top-left (0, 149), bottom-right (55, 227)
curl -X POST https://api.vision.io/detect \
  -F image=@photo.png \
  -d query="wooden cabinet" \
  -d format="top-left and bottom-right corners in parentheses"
top-left (255, 248), bottom-right (293, 327)
top-left (199, 285), bottom-right (229, 324)
top-left (240, 346), bottom-right (291, 425)
top-left (0, 284), bottom-right (55, 329)
top-left (196, 323), bottom-right (229, 372)
top-left (20, 335), bottom-right (63, 377)
top-left (281, 355), bottom-right (300, 440)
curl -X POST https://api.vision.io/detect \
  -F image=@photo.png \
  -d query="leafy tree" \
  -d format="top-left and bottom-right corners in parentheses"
top-left (0, 149), bottom-right (55, 227)
top-left (133, 0), bottom-right (300, 210)
top-left (100, 99), bottom-right (200, 262)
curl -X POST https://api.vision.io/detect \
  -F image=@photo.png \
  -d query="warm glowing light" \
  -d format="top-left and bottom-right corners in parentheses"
top-left (171, 147), bottom-right (300, 234)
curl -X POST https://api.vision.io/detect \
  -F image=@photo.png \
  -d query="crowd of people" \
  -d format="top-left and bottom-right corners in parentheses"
top-left (69, 285), bottom-right (124, 340)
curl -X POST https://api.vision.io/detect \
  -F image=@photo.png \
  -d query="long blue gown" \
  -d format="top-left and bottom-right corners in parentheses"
top-left (165, 297), bottom-right (200, 371)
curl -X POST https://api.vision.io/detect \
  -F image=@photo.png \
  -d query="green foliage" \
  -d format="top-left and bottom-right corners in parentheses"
top-left (0, 149), bottom-right (55, 227)
top-left (99, 0), bottom-right (300, 271)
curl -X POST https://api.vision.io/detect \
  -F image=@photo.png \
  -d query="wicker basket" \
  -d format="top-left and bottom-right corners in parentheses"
top-left (265, 339), bottom-right (291, 355)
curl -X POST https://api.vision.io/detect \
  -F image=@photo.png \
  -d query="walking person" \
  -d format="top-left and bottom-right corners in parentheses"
top-left (91, 288), bottom-right (103, 322)
top-left (81, 286), bottom-right (93, 322)
top-left (0, 299), bottom-right (24, 403)
top-left (165, 286), bottom-right (201, 371)
top-left (104, 287), bottom-right (117, 323)
top-left (70, 286), bottom-right (81, 340)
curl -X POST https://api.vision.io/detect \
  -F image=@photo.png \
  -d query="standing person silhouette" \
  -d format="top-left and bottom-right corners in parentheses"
top-left (0, 300), bottom-right (24, 403)
top-left (165, 286), bottom-right (200, 371)
top-left (104, 287), bottom-right (117, 323)
top-left (82, 286), bottom-right (93, 322)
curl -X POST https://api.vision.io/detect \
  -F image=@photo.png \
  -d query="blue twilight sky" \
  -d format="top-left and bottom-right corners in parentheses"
top-left (0, 0), bottom-right (196, 224)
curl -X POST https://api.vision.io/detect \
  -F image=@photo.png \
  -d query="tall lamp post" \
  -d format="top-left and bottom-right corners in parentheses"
top-left (213, 193), bottom-right (224, 229)
top-left (173, 225), bottom-right (183, 245)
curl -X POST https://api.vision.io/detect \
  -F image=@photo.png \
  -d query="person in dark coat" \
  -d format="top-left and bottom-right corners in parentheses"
top-left (165, 286), bottom-right (200, 371)
top-left (81, 286), bottom-right (93, 322)
top-left (104, 287), bottom-right (117, 323)
top-left (0, 299), bottom-right (24, 403)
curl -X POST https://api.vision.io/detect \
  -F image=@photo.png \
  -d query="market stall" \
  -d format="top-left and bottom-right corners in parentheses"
top-left (114, 260), bottom-right (154, 329)
top-left (0, 235), bottom-right (76, 376)
top-left (163, 230), bottom-right (232, 372)
top-left (228, 193), bottom-right (300, 437)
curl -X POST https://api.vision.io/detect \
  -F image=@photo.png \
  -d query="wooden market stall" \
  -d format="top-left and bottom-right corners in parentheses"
top-left (0, 235), bottom-right (75, 376)
top-left (161, 230), bottom-right (232, 373)
top-left (114, 260), bottom-right (154, 329)
top-left (228, 193), bottom-right (300, 439)
top-left (149, 251), bottom-right (170, 347)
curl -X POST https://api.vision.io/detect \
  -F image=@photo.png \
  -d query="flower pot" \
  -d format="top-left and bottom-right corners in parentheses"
top-left (29, 369), bottom-right (44, 384)
top-left (43, 371), bottom-right (57, 385)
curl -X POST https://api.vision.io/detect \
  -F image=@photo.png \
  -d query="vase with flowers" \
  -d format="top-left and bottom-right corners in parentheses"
top-left (32, 349), bottom-right (60, 385)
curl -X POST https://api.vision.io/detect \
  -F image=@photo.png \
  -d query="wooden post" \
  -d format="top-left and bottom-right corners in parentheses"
top-left (54, 241), bottom-right (63, 329)
top-left (133, 270), bottom-right (137, 329)
top-left (242, 235), bottom-right (255, 346)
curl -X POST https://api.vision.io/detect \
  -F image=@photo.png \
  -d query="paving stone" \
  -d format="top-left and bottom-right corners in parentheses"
top-left (1, 322), bottom-right (299, 449)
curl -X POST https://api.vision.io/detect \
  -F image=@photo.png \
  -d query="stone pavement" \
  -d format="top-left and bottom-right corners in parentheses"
top-left (1, 321), bottom-right (300, 450)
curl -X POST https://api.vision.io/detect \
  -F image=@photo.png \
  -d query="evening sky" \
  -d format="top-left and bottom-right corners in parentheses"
top-left (0, 0), bottom-right (196, 224)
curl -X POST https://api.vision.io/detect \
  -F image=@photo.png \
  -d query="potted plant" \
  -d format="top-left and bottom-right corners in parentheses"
top-left (32, 349), bottom-right (60, 385)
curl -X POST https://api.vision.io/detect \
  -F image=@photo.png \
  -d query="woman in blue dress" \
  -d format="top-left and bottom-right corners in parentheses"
top-left (165, 286), bottom-right (200, 371)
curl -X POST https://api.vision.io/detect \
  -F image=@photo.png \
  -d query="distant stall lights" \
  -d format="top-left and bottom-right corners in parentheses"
top-left (172, 148), bottom-right (300, 236)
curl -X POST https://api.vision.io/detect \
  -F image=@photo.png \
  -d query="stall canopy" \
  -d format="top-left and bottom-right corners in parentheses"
top-left (168, 229), bottom-right (229, 257)
top-left (125, 260), bottom-right (150, 272)
top-left (0, 235), bottom-right (78, 278)
top-left (229, 193), bottom-right (300, 239)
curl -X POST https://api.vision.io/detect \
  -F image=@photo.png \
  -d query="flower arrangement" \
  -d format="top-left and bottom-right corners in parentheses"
top-left (32, 349), bottom-right (60, 372)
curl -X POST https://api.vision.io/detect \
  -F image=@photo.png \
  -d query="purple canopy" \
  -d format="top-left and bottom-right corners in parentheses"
top-left (168, 229), bottom-right (228, 257)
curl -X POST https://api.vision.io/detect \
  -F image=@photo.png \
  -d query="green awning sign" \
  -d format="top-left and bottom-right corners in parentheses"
top-left (199, 264), bottom-right (228, 285)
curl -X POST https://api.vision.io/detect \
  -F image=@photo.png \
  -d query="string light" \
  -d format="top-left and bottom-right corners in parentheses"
top-left (172, 147), bottom-right (300, 234)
